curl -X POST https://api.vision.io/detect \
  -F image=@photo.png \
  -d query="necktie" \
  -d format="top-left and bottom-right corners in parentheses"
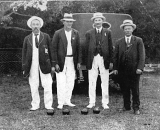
top-left (126, 38), bottom-right (129, 44)
top-left (35, 34), bottom-right (39, 48)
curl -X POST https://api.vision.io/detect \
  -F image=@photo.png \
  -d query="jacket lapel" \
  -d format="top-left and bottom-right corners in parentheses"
top-left (101, 28), bottom-right (105, 44)
top-left (91, 29), bottom-right (96, 46)
top-left (28, 33), bottom-right (32, 46)
top-left (39, 32), bottom-right (44, 46)
top-left (71, 29), bottom-right (76, 53)
top-left (127, 36), bottom-right (134, 52)
top-left (61, 29), bottom-right (68, 54)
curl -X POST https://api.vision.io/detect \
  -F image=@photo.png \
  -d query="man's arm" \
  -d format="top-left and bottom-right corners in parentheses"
top-left (137, 38), bottom-right (145, 71)
top-left (108, 30), bottom-right (113, 63)
top-left (22, 37), bottom-right (27, 71)
top-left (113, 41), bottom-right (119, 74)
top-left (51, 31), bottom-right (59, 67)
top-left (46, 34), bottom-right (54, 67)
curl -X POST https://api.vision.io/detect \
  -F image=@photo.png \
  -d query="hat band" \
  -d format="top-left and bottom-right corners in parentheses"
top-left (124, 22), bottom-right (133, 24)
top-left (63, 16), bottom-right (74, 19)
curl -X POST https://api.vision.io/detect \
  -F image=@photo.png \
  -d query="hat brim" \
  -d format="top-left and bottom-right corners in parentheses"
top-left (91, 16), bottom-right (106, 22)
top-left (60, 18), bottom-right (76, 22)
top-left (120, 23), bottom-right (136, 30)
top-left (27, 16), bottom-right (44, 28)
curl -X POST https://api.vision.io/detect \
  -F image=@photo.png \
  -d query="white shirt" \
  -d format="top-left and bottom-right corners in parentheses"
top-left (96, 26), bottom-right (102, 33)
top-left (65, 30), bottom-right (73, 55)
top-left (125, 35), bottom-right (132, 44)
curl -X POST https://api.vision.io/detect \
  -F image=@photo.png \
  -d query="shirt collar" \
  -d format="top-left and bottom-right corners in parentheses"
top-left (32, 32), bottom-right (40, 36)
top-left (125, 35), bottom-right (132, 42)
top-left (96, 27), bottom-right (102, 33)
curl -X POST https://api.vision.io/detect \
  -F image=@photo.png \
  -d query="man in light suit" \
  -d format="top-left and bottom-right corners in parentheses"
top-left (113, 19), bottom-right (145, 115)
top-left (22, 16), bottom-right (54, 114)
top-left (85, 12), bottom-right (113, 109)
top-left (51, 13), bottom-right (82, 109)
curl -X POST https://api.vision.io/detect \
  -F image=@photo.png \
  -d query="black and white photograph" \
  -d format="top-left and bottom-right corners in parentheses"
top-left (0, 0), bottom-right (159, 129)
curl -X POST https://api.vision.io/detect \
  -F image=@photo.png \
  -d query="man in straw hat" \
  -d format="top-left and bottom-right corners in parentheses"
top-left (85, 12), bottom-right (113, 109)
top-left (113, 19), bottom-right (145, 115)
top-left (51, 13), bottom-right (82, 109)
top-left (22, 16), bottom-right (54, 114)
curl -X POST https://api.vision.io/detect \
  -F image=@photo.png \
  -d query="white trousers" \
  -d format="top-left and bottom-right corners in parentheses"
top-left (56, 57), bottom-right (75, 105)
top-left (88, 54), bottom-right (109, 104)
top-left (29, 46), bottom-right (53, 109)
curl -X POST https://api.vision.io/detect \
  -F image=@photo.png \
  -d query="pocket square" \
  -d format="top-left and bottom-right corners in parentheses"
top-left (45, 48), bottom-right (48, 53)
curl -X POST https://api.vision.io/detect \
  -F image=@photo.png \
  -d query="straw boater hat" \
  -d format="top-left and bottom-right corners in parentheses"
top-left (61, 13), bottom-right (76, 22)
top-left (27, 16), bottom-right (44, 28)
top-left (120, 19), bottom-right (136, 30)
top-left (91, 12), bottom-right (106, 22)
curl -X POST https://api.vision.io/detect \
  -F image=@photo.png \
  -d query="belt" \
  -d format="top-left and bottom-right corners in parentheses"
top-left (66, 55), bottom-right (73, 57)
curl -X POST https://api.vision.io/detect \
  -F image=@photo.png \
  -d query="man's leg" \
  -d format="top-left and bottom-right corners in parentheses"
top-left (98, 54), bottom-right (109, 108)
top-left (131, 75), bottom-right (140, 111)
top-left (65, 57), bottom-right (76, 105)
top-left (56, 65), bottom-right (66, 109)
top-left (87, 55), bottom-right (99, 108)
top-left (29, 68), bottom-right (40, 110)
top-left (40, 70), bottom-right (53, 109)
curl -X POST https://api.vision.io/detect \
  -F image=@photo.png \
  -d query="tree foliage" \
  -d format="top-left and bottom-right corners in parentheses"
top-left (0, 0), bottom-right (160, 63)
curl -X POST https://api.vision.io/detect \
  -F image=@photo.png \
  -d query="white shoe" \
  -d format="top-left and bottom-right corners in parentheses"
top-left (64, 102), bottom-right (76, 107)
top-left (57, 104), bottom-right (63, 109)
top-left (87, 103), bottom-right (95, 108)
top-left (102, 104), bottom-right (109, 109)
top-left (30, 107), bottom-right (39, 111)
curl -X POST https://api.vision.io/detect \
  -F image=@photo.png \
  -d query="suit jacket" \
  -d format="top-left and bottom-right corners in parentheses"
top-left (22, 32), bottom-right (54, 78)
top-left (85, 28), bottom-right (113, 70)
top-left (51, 28), bottom-right (82, 72)
top-left (113, 35), bottom-right (145, 76)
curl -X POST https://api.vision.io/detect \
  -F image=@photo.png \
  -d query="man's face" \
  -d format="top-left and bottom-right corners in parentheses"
top-left (123, 25), bottom-right (134, 37)
top-left (63, 20), bottom-right (73, 30)
top-left (94, 17), bottom-right (103, 28)
top-left (31, 19), bottom-right (41, 34)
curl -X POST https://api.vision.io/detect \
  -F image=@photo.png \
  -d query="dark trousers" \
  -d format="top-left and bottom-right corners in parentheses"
top-left (119, 74), bottom-right (140, 110)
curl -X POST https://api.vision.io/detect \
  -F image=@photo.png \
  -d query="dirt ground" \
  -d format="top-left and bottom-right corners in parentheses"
top-left (0, 72), bottom-right (160, 130)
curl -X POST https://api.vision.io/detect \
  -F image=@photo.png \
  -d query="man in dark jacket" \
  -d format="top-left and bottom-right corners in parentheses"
top-left (85, 12), bottom-right (113, 109)
top-left (51, 13), bottom-right (82, 109)
top-left (22, 16), bottom-right (54, 114)
top-left (113, 19), bottom-right (145, 115)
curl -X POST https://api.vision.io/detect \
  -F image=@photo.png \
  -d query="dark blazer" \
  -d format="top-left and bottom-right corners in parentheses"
top-left (113, 35), bottom-right (145, 76)
top-left (51, 28), bottom-right (82, 72)
top-left (22, 32), bottom-right (54, 78)
top-left (85, 28), bottom-right (113, 70)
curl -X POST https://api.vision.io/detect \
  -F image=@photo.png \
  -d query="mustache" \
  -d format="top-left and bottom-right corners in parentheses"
top-left (33, 27), bottom-right (39, 31)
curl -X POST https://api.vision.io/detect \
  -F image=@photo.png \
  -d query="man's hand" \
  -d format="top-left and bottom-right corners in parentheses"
top-left (77, 63), bottom-right (81, 70)
top-left (109, 63), bottom-right (113, 70)
top-left (136, 69), bottom-right (142, 74)
top-left (113, 70), bottom-right (118, 75)
top-left (55, 64), bottom-right (60, 73)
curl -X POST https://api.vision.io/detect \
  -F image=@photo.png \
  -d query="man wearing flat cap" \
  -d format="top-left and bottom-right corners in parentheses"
top-left (51, 13), bottom-right (82, 109)
top-left (22, 16), bottom-right (54, 114)
top-left (85, 12), bottom-right (113, 109)
top-left (113, 19), bottom-right (145, 115)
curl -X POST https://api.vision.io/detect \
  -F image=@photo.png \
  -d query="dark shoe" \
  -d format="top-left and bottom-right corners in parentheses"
top-left (118, 107), bottom-right (131, 112)
top-left (47, 109), bottom-right (55, 115)
top-left (134, 110), bottom-right (140, 115)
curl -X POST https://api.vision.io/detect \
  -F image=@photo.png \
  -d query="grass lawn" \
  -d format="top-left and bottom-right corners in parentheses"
top-left (0, 72), bottom-right (160, 130)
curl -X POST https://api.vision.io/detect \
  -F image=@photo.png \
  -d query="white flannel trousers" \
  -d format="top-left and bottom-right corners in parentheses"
top-left (56, 57), bottom-right (75, 105)
top-left (29, 42), bottom-right (53, 109)
top-left (88, 54), bottom-right (109, 104)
